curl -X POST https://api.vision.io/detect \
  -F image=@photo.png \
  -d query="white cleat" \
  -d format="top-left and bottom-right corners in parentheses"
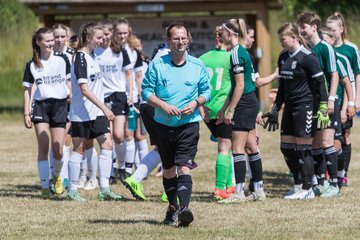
top-left (284, 184), bottom-right (302, 197)
top-left (84, 178), bottom-right (99, 191)
top-left (284, 189), bottom-right (315, 200)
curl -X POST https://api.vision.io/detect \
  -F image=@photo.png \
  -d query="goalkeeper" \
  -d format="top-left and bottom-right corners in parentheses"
top-left (262, 22), bottom-right (329, 200)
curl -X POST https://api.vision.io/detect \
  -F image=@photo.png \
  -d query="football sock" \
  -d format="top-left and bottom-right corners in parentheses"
top-left (68, 152), bottom-right (83, 191)
top-left (177, 174), bottom-right (192, 207)
top-left (226, 155), bottom-right (234, 188)
top-left (342, 144), bottom-right (351, 175)
top-left (115, 141), bottom-right (126, 170)
top-left (233, 154), bottom-right (246, 185)
top-left (296, 144), bottom-right (313, 190)
top-left (133, 149), bottom-right (161, 182)
top-left (248, 152), bottom-right (263, 182)
top-left (79, 154), bottom-right (87, 181)
top-left (125, 139), bottom-right (135, 174)
top-left (134, 146), bottom-right (140, 170)
top-left (98, 149), bottom-right (112, 189)
top-left (312, 148), bottom-right (325, 185)
top-left (37, 160), bottom-right (49, 189)
top-left (324, 146), bottom-right (338, 187)
top-left (254, 180), bottom-right (264, 191)
top-left (235, 182), bottom-right (245, 194)
top-left (85, 147), bottom-right (98, 180)
top-left (52, 158), bottom-right (64, 177)
top-left (215, 153), bottom-right (231, 190)
top-left (136, 139), bottom-right (148, 163)
top-left (60, 145), bottom-right (70, 180)
top-left (163, 176), bottom-right (178, 207)
top-left (281, 142), bottom-right (302, 185)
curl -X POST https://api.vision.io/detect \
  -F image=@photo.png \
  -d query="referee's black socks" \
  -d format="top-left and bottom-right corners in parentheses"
top-left (163, 176), bottom-right (178, 207)
top-left (177, 174), bottom-right (192, 208)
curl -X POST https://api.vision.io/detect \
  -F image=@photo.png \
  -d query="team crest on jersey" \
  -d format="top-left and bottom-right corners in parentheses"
top-left (291, 61), bottom-right (297, 69)
top-left (35, 78), bottom-right (43, 85)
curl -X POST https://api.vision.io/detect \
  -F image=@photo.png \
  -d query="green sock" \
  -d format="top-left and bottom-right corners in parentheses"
top-left (216, 153), bottom-right (231, 190)
top-left (226, 154), bottom-right (234, 188)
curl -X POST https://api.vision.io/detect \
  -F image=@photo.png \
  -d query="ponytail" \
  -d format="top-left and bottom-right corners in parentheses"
top-left (32, 27), bottom-right (53, 69)
top-left (327, 12), bottom-right (346, 40)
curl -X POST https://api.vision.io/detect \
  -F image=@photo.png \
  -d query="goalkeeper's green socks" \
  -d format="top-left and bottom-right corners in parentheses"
top-left (216, 153), bottom-right (232, 190)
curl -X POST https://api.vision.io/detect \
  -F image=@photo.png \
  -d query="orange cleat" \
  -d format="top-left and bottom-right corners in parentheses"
top-left (226, 186), bottom-right (236, 194)
top-left (214, 188), bottom-right (231, 200)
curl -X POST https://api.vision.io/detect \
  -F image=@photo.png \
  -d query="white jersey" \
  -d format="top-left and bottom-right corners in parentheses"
top-left (70, 51), bottom-right (105, 122)
top-left (94, 46), bottom-right (132, 97)
top-left (125, 44), bottom-right (143, 103)
top-left (22, 51), bottom-right (70, 101)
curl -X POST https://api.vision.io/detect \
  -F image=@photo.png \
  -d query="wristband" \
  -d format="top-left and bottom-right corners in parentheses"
top-left (348, 101), bottom-right (355, 107)
top-left (195, 99), bottom-right (200, 106)
top-left (328, 96), bottom-right (336, 101)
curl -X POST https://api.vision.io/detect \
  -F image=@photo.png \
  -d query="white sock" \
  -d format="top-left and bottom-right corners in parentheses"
top-left (98, 149), bottom-right (112, 188)
top-left (235, 183), bottom-right (244, 194)
top-left (134, 146), bottom-right (140, 169)
top-left (79, 154), bottom-right (87, 181)
top-left (85, 147), bottom-right (98, 180)
top-left (52, 158), bottom-right (64, 177)
top-left (136, 139), bottom-right (148, 163)
top-left (37, 160), bottom-right (49, 189)
top-left (68, 152), bottom-right (83, 191)
top-left (115, 141), bottom-right (126, 170)
top-left (254, 180), bottom-right (264, 191)
top-left (60, 145), bottom-right (70, 180)
top-left (337, 170), bottom-right (345, 178)
top-left (125, 139), bottom-right (135, 174)
top-left (132, 150), bottom-right (161, 182)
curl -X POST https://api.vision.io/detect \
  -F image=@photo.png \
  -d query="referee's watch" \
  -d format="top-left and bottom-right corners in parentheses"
top-left (195, 99), bottom-right (200, 106)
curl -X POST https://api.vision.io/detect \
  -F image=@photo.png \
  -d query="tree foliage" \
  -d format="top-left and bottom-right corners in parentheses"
top-left (283, 0), bottom-right (360, 18)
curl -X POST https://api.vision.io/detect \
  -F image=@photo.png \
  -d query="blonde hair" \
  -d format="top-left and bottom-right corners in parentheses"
top-left (78, 22), bottom-right (103, 50)
top-left (327, 12), bottom-right (347, 40)
top-left (277, 22), bottom-right (307, 48)
top-left (111, 18), bottom-right (138, 53)
top-left (223, 18), bottom-right (247, 45)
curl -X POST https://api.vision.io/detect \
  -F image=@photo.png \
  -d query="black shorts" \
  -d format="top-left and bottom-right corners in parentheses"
top-left (232, 92), bottom-right (259, 131)
top-left (140, 103), bottom-right (157, 145)
top-left (342, 118), bottom-right (353, 130)
top-left (104, 92), bottom-right (128, 116)
top-left (281, 103), bottom-right (316, 137)
top-left (156, 122), bottom-right (199, 170)
top-left (32, 98), bottom-right (67, 128)
top-left (205, 119), bottom-right (232, 139)
top-left (71, 116), bottom-right (110, 139)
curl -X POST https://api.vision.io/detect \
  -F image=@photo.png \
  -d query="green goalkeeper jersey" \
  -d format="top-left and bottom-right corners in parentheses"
top-left (199, 49), bottom-right (231, 119)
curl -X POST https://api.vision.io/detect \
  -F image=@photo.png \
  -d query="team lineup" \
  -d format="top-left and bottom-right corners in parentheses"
top-left (22, 11), bottom-right (358, 227)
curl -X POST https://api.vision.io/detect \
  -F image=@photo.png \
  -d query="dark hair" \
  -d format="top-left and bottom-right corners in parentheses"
top-left (223, 18), bottom-right (247, 45)
top-left (166, 21), bottom-right (191, 41)
top-left (327, 12), bottom-right (347, 40)
top-left (78, 22), bottom-right (103, 50)
top-left (32, 27), bottom-right (53, 68)
top-left (297, 11), bottom-right (321, 31)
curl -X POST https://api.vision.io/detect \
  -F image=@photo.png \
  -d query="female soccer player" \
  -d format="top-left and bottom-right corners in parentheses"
top-left (262, 22), bottom-right (329, 200)
top-left (67, 22), bottom-right (122, 201)
top-left (327, 12), bottom-right (360, 186)
top-left (23, 27), bottom-right (70, 198)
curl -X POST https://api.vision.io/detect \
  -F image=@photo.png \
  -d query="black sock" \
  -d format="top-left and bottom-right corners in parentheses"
top-left (177, 175), bottom-right (192, 208)
top-left (233, 154), bottom-right (246, 184)
top-left (324, 146), bottom-right (338, 187)
top-left (248, 152), bottom-right (263, 182)
top-left (280, 143), bottom-right (302, 185)
top-left (312, 148), bottom-right (325, 185)
top-left (163, 177), bottom-right (178, 207)
top-left (337, 149), bottom-right (344, 188)
top-left (296, 144), bottom-right (314, 190)
top-left (343, 144), bottom-right (351, 175)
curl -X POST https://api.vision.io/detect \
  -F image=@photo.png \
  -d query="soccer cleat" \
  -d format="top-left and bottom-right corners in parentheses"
top-left (77, 178), bottom-right (86, 189)
top-left (342, 176), bottom-right (349, 186)
top-left (162, 205), bottom-right (178, 226)
top-left (320, 185), bottom-right (340, 198)
top-left (284, 189), bottom-right (315, 200)
top-left (63, 178), bottom-right (69, 190)
top-left (226, 186), bottom-right (235, 194)
top-left (109, 176), bottom-right (117, 185)
top-left (161, 191), bottom-right (168, 202)
top-left (124, 176), bottom-right (146, 201)
top-left (84, 178), bottom-right (99, 191)
top-left (313, 185), bottom-right (325, 196)
top-left (218, 192), bottom-right (246, 204)
top-left (284, 184), bottom-right (302, 197)
top-left (177, 206), bottom-right (194, 227)
top-left (214, 188), bottom-right (231, 200)
top-left (66, 190), bottom-right (86, 202)
top-left (248, 179), bottom-right (254, 192)
top-left (118, 169), bottom-right (131, 183)
top-left (49, 179), bottom-right (55, 194)
top-left (41, 188), bottom-right (50, 199)
top-left (53, 176), bottom-right (63, 195)
top-left (97, 188), bottom-right (124, 201)
top-left (246, 189), bottom-right (266, 201)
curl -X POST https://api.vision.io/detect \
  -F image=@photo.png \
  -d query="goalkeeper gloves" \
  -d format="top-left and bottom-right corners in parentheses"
top-left (316, 101), bottom-right (331, 129)
top-left (262, 104), bottom-right (279, 132)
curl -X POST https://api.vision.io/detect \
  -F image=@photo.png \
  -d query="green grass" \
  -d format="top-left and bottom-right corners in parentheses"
top-left (1, 120), bottom-right (360, 239)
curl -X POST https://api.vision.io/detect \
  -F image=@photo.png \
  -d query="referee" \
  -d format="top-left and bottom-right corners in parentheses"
top-left (142, 21), bottom-right (211, 227)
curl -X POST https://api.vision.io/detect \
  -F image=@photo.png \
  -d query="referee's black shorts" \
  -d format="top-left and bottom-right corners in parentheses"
top-left (140, 103), bottom-right (157, 145)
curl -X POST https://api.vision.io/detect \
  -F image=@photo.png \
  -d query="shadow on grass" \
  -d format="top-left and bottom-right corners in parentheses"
top-left (0, 183), bottom-right (66, 200)
top-left (0, 106), bottom-right (22, 114)
top-left (88, 218), bottom-right (160, 225)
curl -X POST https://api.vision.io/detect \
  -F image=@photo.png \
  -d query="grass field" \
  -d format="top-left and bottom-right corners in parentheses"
top-left (1, 119), bottom-right (360, 240)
